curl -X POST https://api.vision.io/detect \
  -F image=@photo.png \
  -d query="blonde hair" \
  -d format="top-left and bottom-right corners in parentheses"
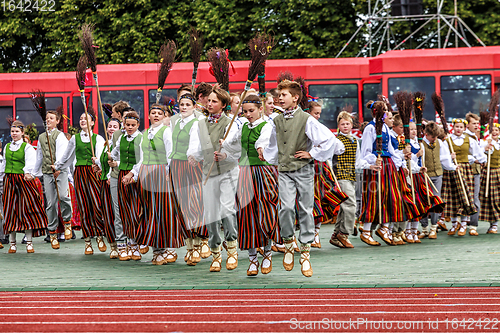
top-left (337, 110), bottom-right (353, 124)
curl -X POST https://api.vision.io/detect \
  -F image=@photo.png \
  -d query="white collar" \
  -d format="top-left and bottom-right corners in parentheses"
top-left (80, 130), bottom-right (91, 137)
top-left (125, 130), bottom-right (140, 138)
top-left (11, 139), bottom-right (24, 145)
top-left (180, 113), bottom-right (195, 123)
top-left (465, 128), bottom-right (477, 138)
top-left (451, 133), bottom-right (465, 140)
top-left (247, 118), bottom-right (264, 129)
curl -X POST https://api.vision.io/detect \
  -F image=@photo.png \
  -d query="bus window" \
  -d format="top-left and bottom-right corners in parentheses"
top-left (148, 89), bottom-right (178, 114)
top-left (101, 90), bottom-right (145, 132)
top-left (0, 106), bottom-right (13, 144)
top-left (308, 84), bottom-right (358, 129)
top-left (388, 77), bottom-right (435, 120)
top-left (15, 97), bottom-right (63, 137)
top-left (363, 83), bottom-right (381, 122)
top-left (69, 93), bottom-right (92, 133)
top-left (441, 75), bottom-right (491, 120)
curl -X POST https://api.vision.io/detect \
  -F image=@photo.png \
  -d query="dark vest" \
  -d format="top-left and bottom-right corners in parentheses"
top-left (333, 133), bottom-right (357, 182)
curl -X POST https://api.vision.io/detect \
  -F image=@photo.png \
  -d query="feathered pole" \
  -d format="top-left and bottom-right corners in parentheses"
top-left (258, 63), bottom-right (267, 119)
top-left (31, 90), bottom-right (61, 202)
top-left (395, 91), bottom-right (415, 202)
top-left (485, 90), bottom-right (500, 197)
top-left (295, 76), bottom-right (310, 112)
top-left (79, 23), bottom-right (109, 147)
top-left (189, 27), bottom-right (203, 96)
top-left (374, 103), bottom-right (385, 226)
top-left (204, 32), bottom-right (275, 184)
top-left (277, 71), bottom-right (294, 84)
top-left (156, 40), bottom-right (177, 104)
top-left (414, 91), bottom-right (430, 205)
top-left (76, 54), bottom-right (95, 157)
top-left (432, 92), bottom-right (469, 205)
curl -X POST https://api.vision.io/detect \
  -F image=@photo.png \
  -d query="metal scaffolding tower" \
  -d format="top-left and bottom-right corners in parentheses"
top-left (336, 0), bottom-right (486, 58)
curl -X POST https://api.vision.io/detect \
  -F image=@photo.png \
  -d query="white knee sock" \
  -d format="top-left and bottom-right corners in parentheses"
top-left (9, 232), bottom-right (16, 243)
top-left (25, 230), bottom-right (32, 242)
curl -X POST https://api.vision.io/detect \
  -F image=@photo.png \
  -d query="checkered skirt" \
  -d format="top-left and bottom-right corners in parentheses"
top-left (479, 166), bottom-right (500, 223)
top-left (442, 162), bottom-right (476, 217)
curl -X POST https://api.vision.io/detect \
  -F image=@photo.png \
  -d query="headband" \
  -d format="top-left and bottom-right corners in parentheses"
top-left (369, 101), bottom-right (375, 109)
top-left (123, 115), bottom-right (140, 123)
top-left (108, 118), bottom-right (122, 125)
top-left (493, 123), bottom-right (500, 129)
top-left (242, 100), bottom-right (261, 105)
top-left (11, 125), bottom-right (24, 130)
top-left (150, 106), bottom-right (165, 114)
top-left (452, 118), bottom-right (468, 125)
top-left (179, 94), bottom-right (197, 105)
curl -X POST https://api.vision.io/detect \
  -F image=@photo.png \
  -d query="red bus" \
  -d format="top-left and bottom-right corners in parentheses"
top-left (0, 46), bottom-right (498, 142)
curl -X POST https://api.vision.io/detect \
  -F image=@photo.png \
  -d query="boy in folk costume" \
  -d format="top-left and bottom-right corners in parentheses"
top-left (188, 87), bottom-right (241, 272)
top-left (442, 118), bottom-right (486, 236)
top-left (418, 121), bottom-right (456, 239)
top-left (330, 111), bottom-right (359, 248)
top-left (464, 112), bottom-right (482, 235)
top-left (194, 82), bottom-right (213, 115)
top-left (263, 80), bottom-right (336, 277)
top-left (1, 120), bottom-right (48, 253)
top-left (33, 108), bottom-right (72, 249)
top-left (222, 94), bottom-right (279, 276)
top-left (480, 123), bottom-right (500, 233)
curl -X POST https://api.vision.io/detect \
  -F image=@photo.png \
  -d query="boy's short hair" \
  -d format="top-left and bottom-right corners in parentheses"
top-left (337, 110), bottom-right (353, 124)
top-left (112, 101), bottom-right (130, 116)
top-left (465, 112), bottom-right (480, 123)
top-left (177, 83), bottom-right (192, 97)
top-left (269, 88), bottom-right (279, 98)
top-left (393, 114), bottom-right (402, 127)
top-left (425, 121), bottom-right (441, 137)
top-left (277, 80), bottom-right (302, 102)
top-left (212, 87), bottom-right (231, 107)
top-left (195, 82), bottom-right (213, 100)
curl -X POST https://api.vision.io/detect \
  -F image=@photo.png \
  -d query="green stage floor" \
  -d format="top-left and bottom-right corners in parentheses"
top-left (2, 223), bottom-right (500, 291)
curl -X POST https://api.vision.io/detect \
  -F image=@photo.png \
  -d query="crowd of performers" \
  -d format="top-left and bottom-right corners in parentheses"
top-left (1, 77), bottom-right (500, 278)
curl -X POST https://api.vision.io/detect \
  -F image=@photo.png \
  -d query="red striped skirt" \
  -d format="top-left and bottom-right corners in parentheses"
top-left (135, 164), bottom-right (187, 248)
top-left (479, 166), bottom-right (500, 222)
top-left (360, 157), bottom-right (418, 224)
top-left (69, 182), bottom-right (82, 230)
top-left (169, 159), bottom-right (207, 238)
top-left (237, 165), bottom-right (280, 250)
top-left (117, 170), bottom-right (143, 240)
top-left (100, 179), bottom-right (116, 243)
top-left (312, 161), bottom-right (349, 223)
top-left (74, 165), bottom-right (104, 238)
top-left (442, 163), bottom-right (476, 217)
top-left (412, 172), bottom-right (445, 217)
top-left (2, 174), bottom-right (48, 235)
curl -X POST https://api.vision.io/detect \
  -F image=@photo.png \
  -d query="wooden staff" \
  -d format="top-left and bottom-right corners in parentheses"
top-left (447, 137), bottom-right (470, 206)
top-left (424, 172), bottom-right (439, 193)
top-left (485, 91), bottom-right (500, 197)
top-left (326, 160), bottom-right (345, 195)
top-left (76, 55), bottom-right (95, 157)
top-left (377, 154), bottom-right (382, 226)
top-left (486, 139), bottom-right (492, 197)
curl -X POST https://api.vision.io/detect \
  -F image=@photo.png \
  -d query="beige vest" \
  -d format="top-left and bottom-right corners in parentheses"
top-left (110, 129), bottom-right (122, 179)
top-left (273, 108), bottom-right (311, 172)
top-left (450, 135), bottom-right (470, 164)
top-left (423, 140), bottom-right (443, 177)
top-left (39, 129), bottom-right (61, 174)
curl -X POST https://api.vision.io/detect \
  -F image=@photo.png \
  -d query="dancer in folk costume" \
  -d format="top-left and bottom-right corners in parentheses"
top-left (1, 120), bottom-right (48, 253)
top-left (108, 110), bottom-right (144, 260)
top-left (441, 118), bottom-right (485, 236)
top-left (32, 104), bottom-right (72, 249)
top-left (189, 86), bottom-right (241, 272)
top-left (330, 111), bottom-right (359, 249)
top-left (263, 80), bottom-right (336, 277)
top-left (170, 94), bottom-right (208, 266)
top-left (222, 94), bottom-right (279, 276)
top-left (480, 123), bottom-right (500, 233)
top-left (92, 118), bottom-right (121, 259)
top-left (464, 112), bottom-right (483, 236)
top-left (54, 110), bottom-right (107, 254)
top-left (356, 101), bottom-right (418, 246)
top-left (134, 104), bottom-right (188, 265)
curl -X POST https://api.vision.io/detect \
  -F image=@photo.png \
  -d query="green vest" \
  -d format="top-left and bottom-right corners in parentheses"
top-left (199, 115), bottom-right (236, 177)
top-left (110, 130), bottom-right (122, 179)
top-left (239, 122), bottom-right (270, 166)
top-left (99, 144), bottom-right (111, 180)
top-left (490, 143), bottom-right (500, 169)
top-left (75, 133), bottom-right (97, 166)
top-left (424, 140), bottom-right (443, 177)
top-left (450, 135), bottom-right (470, 164)
top-left (465, 133), bottom-right (481, 175)
top-left (273, 108), bottom-right (311, 172)
top-left (142, 126), bottom-right (168, 165)
top-left (170, 118), bottom-right (197, 161)
top-left (39, 129), bottom-right (61, 174)
top-left (119, 133), bottom-right (142, 171)
top-left (5, 142), bottom-right (26, 174)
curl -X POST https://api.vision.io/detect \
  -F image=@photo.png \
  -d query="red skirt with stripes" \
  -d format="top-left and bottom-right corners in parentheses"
top-left (360, 157), bottom-right (418, 224)
top-left (312, 160), bottom-right (349, 223)
top-left (74, 165), bottom-right (105, 238)
top-left (135, 164), bottom-right (187, 248)
top-left (2, 174), bottom-right (48, 235)
top-left (169, 159), bottom-right (208, 239)
top-left (69, 182), bottom-right (81, 229)
top-left (412, 172), bottom-right (445, 217)
top-left (117, 170), bottom-right (143, 240)
top-left (237, 165), bottom-right (280, 250)
top-left (100, 179), bottom-right (116, 244)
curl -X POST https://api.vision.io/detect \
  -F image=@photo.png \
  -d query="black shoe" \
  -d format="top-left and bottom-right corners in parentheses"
top-left (44, 235), bottom-right (50, 243)
top-left (71, 230), bottom-right (76, 240)
top-left (0, 237), bottom-right (8, 244)
top-left (22, 236), bottom-right (27, 244)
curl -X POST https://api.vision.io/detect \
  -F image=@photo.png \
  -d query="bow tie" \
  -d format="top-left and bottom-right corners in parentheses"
top-left (283, 110), bottom-right (294, 119)
top-left (127, 135), bottom-right (133, 139)
top-left (208, 113), bottom-right (222, 124)
top-left (429, 142), bottom-right (436, 149)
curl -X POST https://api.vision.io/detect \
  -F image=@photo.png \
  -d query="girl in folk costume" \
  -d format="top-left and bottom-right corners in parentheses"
top-left (134, 104), bottom-right (188, 265)
top-left (32, 107), bottom-right (72, 249)
top-left (54, 110), bottom-right (107, 254)
top-left (442, 118), bottom-right (486, 236)
top-left (356, 101), bottom-right (417, 246)
top-left (108, 111), bottom-right (143, 261)
top-left (188, 87), bottom-right (241, 272)
top-left (404, 121), bottom-right (445, 242)
top-left (1, 120), bottom-right (48, 253)
top-left (222, 94), bottom-right (279, 276)
top-left (480, 123), bottom-right (500, 233)
top-left (464, 112), bottom-right (482, 235)
top-left (170, 95), bottom-right (208, 266)
top-left (92, 118), bottom-right (121, 259)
